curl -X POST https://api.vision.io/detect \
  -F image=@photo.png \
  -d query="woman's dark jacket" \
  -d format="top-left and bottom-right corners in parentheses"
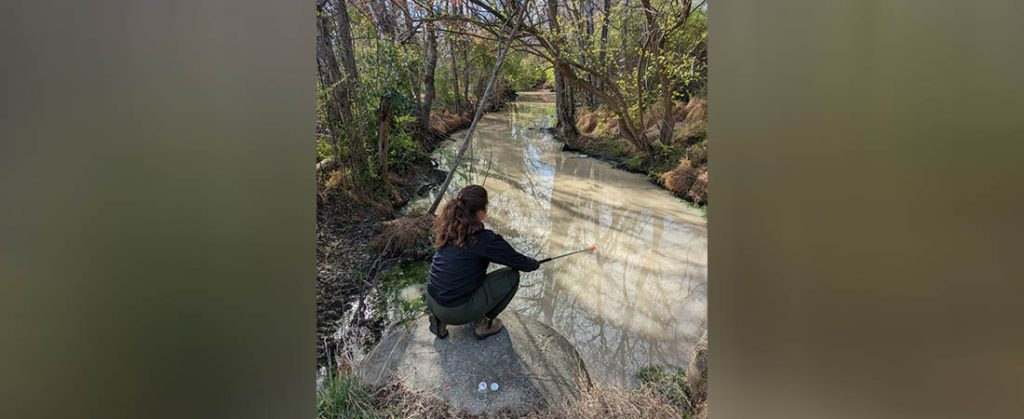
top-left (426, 229), bottom-right (540, 307)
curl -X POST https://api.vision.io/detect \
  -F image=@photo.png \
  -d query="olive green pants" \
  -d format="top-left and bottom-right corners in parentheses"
top-left (426, 268), bottom-right (521, 326)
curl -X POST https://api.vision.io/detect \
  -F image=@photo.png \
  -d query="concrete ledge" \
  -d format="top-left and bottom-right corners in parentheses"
top-left (355, 311), bottom-right (590, 415)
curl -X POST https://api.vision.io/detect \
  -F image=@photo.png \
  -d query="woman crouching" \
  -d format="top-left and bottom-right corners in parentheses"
top-left (426, 185), bottom-right (540, 340)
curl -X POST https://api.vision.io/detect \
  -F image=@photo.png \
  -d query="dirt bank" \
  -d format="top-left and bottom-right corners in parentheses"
top-left (316, 150), bottom-right (445, 365)
top-left (560, 97), bottom-right (708, 207)
top-left (316, 88), bottom-right (517, 365)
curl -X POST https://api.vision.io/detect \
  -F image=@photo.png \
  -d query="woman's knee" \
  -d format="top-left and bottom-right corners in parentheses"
top-left (506, 269), bottom-right (520, 289)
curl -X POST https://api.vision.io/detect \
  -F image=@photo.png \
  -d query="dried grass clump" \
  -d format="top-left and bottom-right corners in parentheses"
top-left (680, 98), bottom-right (708, 140)
top-left (642, 101), bottom-right (690, 133)
top-left (324, 170), bottom-right (345, 190)
top-left (643, 123), bottom-right (662, 141)
top-left (684, 97), bottom-right (706, 123)
top-left (687, 170), bottom-right (708, 205)
top-left (576, 112), bottom-right (598, 134)
top-left (429, 112), bottom-right (471, 135)
top-left (672, 102), bottom-right (689, 122)
top-left (614, 117), bottom-right (635, 137)
top-left (642, 107), bottom-right (662, 130)
top-left (373, 381), bottom-right (471, 418)
top-left (536, 383), bottom-right (685, 418)
top-left (576, 108), bottom-right (631, 139)
top-left (371, 214), bottom-right (435, 258)
top-left (660, 158), bottom-right (698, 195)
top-left (686, 332), bottom-right (708, 408)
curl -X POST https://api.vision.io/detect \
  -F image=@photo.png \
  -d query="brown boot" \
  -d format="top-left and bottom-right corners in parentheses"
top-left (474, 316), bottom-right (504, 340)
top-left (429, 313), bottom-right (448, 339)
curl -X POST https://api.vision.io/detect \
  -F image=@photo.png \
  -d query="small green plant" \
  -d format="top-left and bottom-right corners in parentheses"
top-left (386, 114), bottom-right (423, 172)
top-left (650, 144), bottom-right (683, 174)
top-left (684, 200), bottom-right (708, 220)
top-left (590, 138), bottom-right (631, 159)
top-left (637, 365), bottom-right (692, 414)
top-left (625, 154), bottom-right (649, 173)
top-left (316, 137), bottom-right (335, 162)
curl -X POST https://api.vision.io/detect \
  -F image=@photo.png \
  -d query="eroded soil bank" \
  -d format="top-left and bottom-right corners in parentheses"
top-left (564, 94), bottom-right (708, 208)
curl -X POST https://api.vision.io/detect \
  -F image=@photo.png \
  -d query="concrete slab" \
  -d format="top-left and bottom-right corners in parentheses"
top-left (355, 311), bottom-right (590, 415)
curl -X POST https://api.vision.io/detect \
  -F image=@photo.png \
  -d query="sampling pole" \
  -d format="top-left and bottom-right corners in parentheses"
top-left (539, 245), bottom-right (598, 264)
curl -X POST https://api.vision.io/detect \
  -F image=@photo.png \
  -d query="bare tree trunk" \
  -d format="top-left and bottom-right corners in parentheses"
top-left (584, 0), bottom-right (596, 107)
top-left (635, 29), bottom-right (649, 132)
top-left (547, 0), bottom-right (578, 141)
top-left (317, 0), bottom-right (366, 188)
top-left (420, 18), bottom-right (438, 134)
top-left (459, 1), bottom-right (470, 110)
top-left (449, 43), bottom-right (461, 112)
top-left (399, 0), bottom-right (422, 110)
top-left (620, 0), bottom-right (630, 71)
top-left (335, 0), bottom-right (359, 83)
top-left (598, 0), bottom-right (611, 89)
top-left (369, 0), bottom-right (395, 37)
top-left (461, 46), bottom-right (470, 111)
top-left (370, 0), bottom-right (397, 178)
top-left (316, 4), bottom-right (343, 165)
top-left (447, 1), bottom-right (463, 113)
top-left (377, 97), bottom-right (393, 173)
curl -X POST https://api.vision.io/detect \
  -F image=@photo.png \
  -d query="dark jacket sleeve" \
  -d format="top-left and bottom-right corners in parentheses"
top-left (484, 233), bottom-right (540, 272)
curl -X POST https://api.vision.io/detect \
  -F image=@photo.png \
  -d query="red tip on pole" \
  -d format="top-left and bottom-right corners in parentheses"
top-left (589, 245), bottom-right (597, 252)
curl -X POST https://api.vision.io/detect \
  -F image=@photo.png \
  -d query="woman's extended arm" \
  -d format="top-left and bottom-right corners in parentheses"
top-left (484, 233), bottom-right (540, 272)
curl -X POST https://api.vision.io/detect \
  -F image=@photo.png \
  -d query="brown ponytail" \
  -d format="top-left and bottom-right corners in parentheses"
top-left (434, 185), bottom-right (488, 249)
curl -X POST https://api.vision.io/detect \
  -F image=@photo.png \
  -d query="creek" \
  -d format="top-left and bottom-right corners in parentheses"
top-left (406, 91), bottom-right (708, 386)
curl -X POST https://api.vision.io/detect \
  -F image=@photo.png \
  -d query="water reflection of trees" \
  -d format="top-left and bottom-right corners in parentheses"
top-left (430, 101), bottom-right (707, 386)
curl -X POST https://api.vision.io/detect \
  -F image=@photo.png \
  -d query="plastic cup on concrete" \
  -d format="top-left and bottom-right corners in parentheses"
top-left (477, 382), bottom-right (487, 401)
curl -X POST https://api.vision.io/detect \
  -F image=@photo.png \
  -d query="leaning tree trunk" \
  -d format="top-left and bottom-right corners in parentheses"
top-left (547, 0), bottom-right (578, 141)
top-left (427, 5), bottom-right (526, 215)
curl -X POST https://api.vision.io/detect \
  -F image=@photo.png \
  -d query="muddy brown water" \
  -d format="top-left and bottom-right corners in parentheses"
top-left (409, 91), bottom-right (707, 386)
